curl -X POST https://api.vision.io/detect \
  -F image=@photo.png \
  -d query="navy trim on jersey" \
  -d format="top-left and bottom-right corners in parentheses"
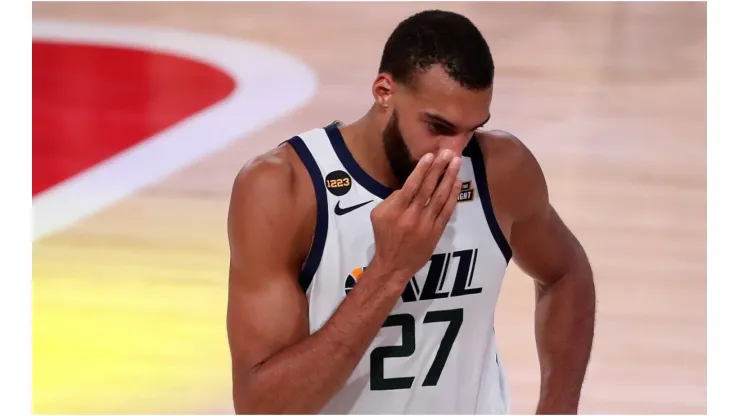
top-left (325, 123), bottom-right (393, 200)
top-left (286, 136), bottom-right (328, 292)
top-left (464, 136), bottom-right (513, 264)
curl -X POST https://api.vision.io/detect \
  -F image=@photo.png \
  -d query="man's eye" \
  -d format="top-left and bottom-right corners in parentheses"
top-left (427, 123), bottom-right (444, 135)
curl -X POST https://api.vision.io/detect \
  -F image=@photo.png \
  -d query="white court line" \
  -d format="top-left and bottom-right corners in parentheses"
top-left (32, 20), bottom-right (319, 241)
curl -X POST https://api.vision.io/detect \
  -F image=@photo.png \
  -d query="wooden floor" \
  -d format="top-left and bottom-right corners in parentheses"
top-left (32, 2), bottom-right (706, 414)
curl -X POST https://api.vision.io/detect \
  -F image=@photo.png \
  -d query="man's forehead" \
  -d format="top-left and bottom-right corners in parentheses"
top-left (410, 67), bottom-right (491, 103)
top-left (410, 65), bottom-right (465, 94)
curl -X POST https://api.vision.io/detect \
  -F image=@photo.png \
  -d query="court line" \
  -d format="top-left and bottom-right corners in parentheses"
top-left (32, 20), bottom-right (319, 241)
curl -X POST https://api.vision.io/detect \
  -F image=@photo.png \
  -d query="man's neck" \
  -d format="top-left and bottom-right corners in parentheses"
top-left (340, 110), bottom-right (401, 190)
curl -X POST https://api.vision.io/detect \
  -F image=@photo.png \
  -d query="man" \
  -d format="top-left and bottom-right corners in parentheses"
top-left (226, 9), bottom-right (595, 415)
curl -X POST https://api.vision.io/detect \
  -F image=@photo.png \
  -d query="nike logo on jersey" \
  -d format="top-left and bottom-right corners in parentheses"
top-left (334, 200), bottom-right (373, 216)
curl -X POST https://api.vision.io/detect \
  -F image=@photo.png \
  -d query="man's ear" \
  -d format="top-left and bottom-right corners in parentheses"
top-left (372, 73), bottom-right (396, 111)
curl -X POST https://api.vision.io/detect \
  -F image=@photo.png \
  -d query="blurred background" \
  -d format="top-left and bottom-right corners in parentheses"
top-left (32, 1), bottom-right (706, 414)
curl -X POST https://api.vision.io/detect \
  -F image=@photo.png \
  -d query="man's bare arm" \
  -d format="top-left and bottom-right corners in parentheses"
top-left (226, 146), bottom-right (462, 414)
top-left (483, 133), bottom-right (595, 414)
top-left (513, 204), bottom-right (595, 414)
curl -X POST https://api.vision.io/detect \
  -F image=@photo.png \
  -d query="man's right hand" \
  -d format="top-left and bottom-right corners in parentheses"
top-left (370, 149), bottom-right (463, 280)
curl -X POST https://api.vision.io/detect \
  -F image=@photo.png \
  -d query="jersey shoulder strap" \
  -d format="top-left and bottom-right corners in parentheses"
top-left (277, 122), bottom-right (343, 291)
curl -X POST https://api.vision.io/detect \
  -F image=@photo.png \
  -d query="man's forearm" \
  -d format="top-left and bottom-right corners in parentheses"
top-left (534, 263), bottom-right (595, 414)
top-left (233, 264), bottom-right (408, 414)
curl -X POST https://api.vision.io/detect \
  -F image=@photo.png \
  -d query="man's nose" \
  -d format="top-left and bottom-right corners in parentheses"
top-left (438, 134), bottom-right (471, 158)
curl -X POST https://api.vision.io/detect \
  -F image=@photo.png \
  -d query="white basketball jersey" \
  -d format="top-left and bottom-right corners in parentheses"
top-left (284, 122), bottom-right (512, 414)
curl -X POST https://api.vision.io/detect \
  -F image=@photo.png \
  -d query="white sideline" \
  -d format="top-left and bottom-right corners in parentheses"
top-left (32, 20), bottom-right (319, 241)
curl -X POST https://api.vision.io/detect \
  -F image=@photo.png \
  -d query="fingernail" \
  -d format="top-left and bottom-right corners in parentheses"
top-left (450, 157), bottom-right (462, 168)
top-left (441, 149), bottom-right (452, 160)
top-left (421, 153), bottom-right (433, 163)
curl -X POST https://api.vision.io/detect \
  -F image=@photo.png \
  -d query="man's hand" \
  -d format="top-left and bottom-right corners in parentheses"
top-left (370, 149), bottom-right (463, 280)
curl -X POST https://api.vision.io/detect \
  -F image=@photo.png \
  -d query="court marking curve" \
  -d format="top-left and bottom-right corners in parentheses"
top-left (32, 19), bottom-right (319, 241)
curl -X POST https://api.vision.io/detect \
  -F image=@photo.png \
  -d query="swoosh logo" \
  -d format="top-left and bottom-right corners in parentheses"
top-left (334, 200), bottom-right (373, 216)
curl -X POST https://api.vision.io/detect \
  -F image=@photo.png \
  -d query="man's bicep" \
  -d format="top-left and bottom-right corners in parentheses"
top-left (227, 259), bottom-right (309, 373)
top-left (510, 204), bottom-right (585, 285)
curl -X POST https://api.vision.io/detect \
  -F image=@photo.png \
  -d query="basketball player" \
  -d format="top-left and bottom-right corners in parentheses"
top-left (226, 10), bottom-right (595, 415)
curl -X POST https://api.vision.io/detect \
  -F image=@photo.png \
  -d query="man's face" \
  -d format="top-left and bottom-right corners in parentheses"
top-left (380, 65), bottom-right (493, 185)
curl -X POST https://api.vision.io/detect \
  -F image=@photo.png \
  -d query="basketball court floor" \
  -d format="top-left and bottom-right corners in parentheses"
top-left (32, 2), bottom-right (706, 414)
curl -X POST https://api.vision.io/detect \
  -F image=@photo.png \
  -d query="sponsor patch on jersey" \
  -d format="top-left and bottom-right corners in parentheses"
top-left (458, 180), bottom-right (475, 202)
top-left (325, 170), bottom-right (352, 196)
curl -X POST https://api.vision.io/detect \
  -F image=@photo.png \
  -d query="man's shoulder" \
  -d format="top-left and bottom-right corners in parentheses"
top-left (234, 145), bottom-right (298, 195)
top-left (232, 123), bottom-right (335, 193)
top-left (475, 129), bottom-right (538, 175)
top-left (230, 142), bottom-right (315, 219)
top-left (475, 129), bottom-right (549, 221)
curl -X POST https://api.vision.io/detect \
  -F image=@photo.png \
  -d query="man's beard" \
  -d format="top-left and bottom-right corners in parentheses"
top-left (382, 110), bottom-right (418, 187)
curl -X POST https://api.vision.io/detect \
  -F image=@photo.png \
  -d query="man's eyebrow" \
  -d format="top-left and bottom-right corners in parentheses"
top-left (424, 113), bottom-right (456, 129)
top-left (424, 112), bottom-right (490, 131)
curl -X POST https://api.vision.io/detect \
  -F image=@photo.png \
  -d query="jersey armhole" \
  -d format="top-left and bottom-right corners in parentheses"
top-left (284, 136), bottom-right (328, 292)
top-left (463, 137), bottom-right (513, 264)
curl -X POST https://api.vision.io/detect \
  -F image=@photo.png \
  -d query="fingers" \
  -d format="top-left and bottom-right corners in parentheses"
top-left (423, 154), bottom-right (462, 215)
top-left (394, 153), bottom-right (434, 206)
top-left (410, 149), bottom-right (455, 210)
top-left (434, 179), bottom-right (463, 230)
